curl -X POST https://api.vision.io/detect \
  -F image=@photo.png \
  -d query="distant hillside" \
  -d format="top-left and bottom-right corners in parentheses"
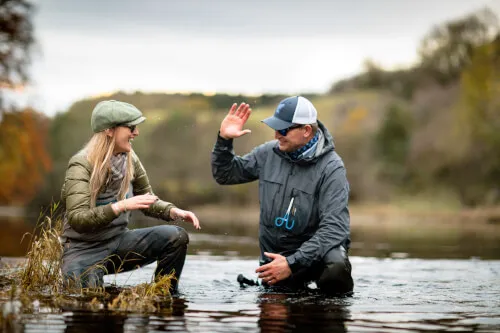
top-left (27, 8), bottom-right (500, 211)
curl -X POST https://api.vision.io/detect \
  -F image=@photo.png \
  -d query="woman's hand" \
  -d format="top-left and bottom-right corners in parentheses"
top-left (112, 194), bottom-right (158, 215)
top-left (170, 207), bottom-right (201, 230)
top-left (219, 103), bottom-right (252, 139)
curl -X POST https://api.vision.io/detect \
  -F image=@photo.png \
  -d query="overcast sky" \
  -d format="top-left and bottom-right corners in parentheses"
top-left (18, 0), bottom-right (499, 115)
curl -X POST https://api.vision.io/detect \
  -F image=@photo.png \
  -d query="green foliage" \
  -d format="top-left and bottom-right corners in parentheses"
top-left (442, 37), bottom-right (500, 206)
top-left (375, 104), bottom-right (413, 184)
top-left (418, 8), bottom-right (498, 85)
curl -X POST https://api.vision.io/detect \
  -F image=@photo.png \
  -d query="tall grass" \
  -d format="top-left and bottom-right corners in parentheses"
top-left (20, 203), bottom-right (64, 293)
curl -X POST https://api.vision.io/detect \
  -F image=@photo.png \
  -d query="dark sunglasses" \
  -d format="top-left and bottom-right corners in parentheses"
top-left (277, 124), bottom-right (303, 136)
top-left (119, 124), bottom-right (136, 132)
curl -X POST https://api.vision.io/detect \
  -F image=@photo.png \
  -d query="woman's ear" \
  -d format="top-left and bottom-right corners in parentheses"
top-left (104, 128), bottom-right (114, 138)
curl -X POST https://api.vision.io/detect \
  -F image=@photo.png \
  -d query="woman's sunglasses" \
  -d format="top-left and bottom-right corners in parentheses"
top-left (120, 124), bottom-right (136, 132)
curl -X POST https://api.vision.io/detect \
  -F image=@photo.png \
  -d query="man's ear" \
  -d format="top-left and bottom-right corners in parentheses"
top-left (304, 124), bottom-right (313, 137)
top-left (104, 128), bottom-right (114, 138)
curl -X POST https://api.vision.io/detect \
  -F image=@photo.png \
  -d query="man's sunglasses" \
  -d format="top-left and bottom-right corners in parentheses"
top-left (277, 124), bottom-right (303, 136)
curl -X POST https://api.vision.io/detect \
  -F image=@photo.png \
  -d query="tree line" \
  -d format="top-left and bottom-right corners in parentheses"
top-left (1, 3), bottom-right (499, 212)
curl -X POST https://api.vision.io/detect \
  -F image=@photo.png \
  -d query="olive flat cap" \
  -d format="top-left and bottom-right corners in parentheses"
top-left (91, 100), bottom-right (146, 133)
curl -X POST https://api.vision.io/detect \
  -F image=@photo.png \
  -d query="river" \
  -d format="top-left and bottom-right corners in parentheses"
top-left (2, 231), bottom-right (499, 333)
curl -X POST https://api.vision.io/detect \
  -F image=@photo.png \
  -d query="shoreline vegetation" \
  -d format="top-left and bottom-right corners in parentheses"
top-left (0, 213), bottom-right (176, 329)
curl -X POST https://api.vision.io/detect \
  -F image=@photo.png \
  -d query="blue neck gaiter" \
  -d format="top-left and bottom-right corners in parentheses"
top-left (287, 131), bottom-right (320, 160)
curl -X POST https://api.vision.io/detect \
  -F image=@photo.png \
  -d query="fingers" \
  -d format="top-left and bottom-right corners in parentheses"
top-left (171, 208), bottom-right (201, 230)
top-left (256, 265), bottom-right (279, 284)
top-left (241, 107), bottom-right (252, 122)
top-left (237, 129), bottom-right (252, 137)
top-left (186, 211), bottom-right (201, 230)
top-left (228, 103), bottom-right (237, 115)
top-left (264, 252), bottom-right (278, 260)
top-left (255, 262), bottom-right (270, 273)
top-left (234, 103), bottom-right (249, 117)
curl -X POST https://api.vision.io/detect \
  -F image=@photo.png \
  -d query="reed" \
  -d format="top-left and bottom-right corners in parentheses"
top-left (20, 203), bottom-right (64, 293)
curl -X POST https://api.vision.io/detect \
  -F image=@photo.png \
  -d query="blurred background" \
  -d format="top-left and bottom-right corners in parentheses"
top-left (1, 0), bottom-right (499, 259)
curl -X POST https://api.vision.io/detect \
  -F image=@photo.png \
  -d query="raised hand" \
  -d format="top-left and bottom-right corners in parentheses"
top-left (219, 103), bottom-right (252, 139)
top-left (170, 207), bottom-right (201, 230)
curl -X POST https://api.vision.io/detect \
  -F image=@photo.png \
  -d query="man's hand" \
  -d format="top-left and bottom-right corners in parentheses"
top-left (255, 252), bottom-right (292, 285)
top-left (170, 207), bottom-right (201, 230)
top-left (219, 103), bottom-right (252, 139)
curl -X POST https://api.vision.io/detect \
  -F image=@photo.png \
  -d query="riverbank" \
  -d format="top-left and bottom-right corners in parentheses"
top-left (190, 203), bottom-right (500, 229)
top-left (1, 203), bottom-right (499, 259)
top-left (0, 206), bottom-right (25, 218)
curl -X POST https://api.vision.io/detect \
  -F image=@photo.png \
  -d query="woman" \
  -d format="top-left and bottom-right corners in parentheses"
top-left (60, 100), bottom-right (200, 291)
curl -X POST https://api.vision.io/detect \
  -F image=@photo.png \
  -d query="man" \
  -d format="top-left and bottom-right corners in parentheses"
top-left (211, 96), bottom-right (353, 295)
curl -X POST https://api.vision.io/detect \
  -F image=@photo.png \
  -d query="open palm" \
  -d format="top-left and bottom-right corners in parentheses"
top-left (220, 103), bottom-right (252, 139)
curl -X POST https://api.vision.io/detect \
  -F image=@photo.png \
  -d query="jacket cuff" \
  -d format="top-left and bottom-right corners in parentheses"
top-left (103, 203), bottom-right (118, 220)
top-left (286, 254), bottom-right (301, 273)
top-left (164, 204), bottom-right (177, 221)
top-left (216, 131), bottom-right (233, 147)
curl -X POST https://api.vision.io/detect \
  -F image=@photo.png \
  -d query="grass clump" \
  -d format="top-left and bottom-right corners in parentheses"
top-left (108, 272), bottom-right (175, 312)
top-left (0, 203), bottom-right (175, 318)
top-left (20, 204), bottom-right (64, 293)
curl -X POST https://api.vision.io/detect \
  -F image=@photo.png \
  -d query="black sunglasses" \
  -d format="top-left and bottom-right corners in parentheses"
top-left (277, 124), bottom-right (303, 136)
top-left (119, 124), bottom-right (136, 132)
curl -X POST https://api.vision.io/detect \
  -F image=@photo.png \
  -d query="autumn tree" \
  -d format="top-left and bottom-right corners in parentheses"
top-left (0, 1), bottom-right (50, 206)
top-left (0, 109), bottom-right (51, 205)
top-left (418, 8), bottom-right (499, 85)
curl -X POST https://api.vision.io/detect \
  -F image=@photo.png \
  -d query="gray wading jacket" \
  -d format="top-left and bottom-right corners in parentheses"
top-left (211, 121), bottom-right (350, 273)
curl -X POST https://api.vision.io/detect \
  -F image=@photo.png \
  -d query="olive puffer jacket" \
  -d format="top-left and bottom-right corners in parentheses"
top-left (61, 150), bottom-right (176, 242)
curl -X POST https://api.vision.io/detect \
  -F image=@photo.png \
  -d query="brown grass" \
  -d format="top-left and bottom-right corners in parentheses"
top-left (0, 203), bottom-right (174, 316)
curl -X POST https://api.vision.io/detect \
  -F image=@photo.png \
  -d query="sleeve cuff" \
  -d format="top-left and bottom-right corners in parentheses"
top-left (164, 204), bottom-right (177, 221)
top-left (286, 254), bottom-right (301, 273)
top-left (103, 203), bottom-right (117, 220)
top-left (216, 131), bottom-right (233, 147)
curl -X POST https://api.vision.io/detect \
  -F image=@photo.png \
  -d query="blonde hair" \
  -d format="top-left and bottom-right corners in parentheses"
top-left (84, 131), bottom-right (134, 207)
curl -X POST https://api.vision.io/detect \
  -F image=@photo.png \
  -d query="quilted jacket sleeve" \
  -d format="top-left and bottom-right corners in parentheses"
top-left (61, 153), bottom-right (116, 233)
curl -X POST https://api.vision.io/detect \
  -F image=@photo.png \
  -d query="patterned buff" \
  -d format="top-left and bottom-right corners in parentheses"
top-left (97, 153), bottom-right (128, 206)
top-left (287, 131), bottom-right (320, 160)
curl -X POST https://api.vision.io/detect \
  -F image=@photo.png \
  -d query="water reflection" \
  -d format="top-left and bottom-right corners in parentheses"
top-left (64, 312), bottom-right (126, 333)
top-left (258, 293), bottom-right (350, 333)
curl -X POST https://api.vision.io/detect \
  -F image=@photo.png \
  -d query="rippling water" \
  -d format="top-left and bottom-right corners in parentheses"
top-left (3, 234), bottom-right (500, 333)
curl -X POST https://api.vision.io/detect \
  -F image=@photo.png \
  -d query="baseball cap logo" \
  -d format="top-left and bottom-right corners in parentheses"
top-left (276, 103), bottom-right (285, 114)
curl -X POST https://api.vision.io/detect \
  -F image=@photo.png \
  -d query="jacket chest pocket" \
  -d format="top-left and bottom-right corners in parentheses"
top-left (259, 178), bottom-right (282, 226)
top-left (286, 185), bottom-right (315, 235)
